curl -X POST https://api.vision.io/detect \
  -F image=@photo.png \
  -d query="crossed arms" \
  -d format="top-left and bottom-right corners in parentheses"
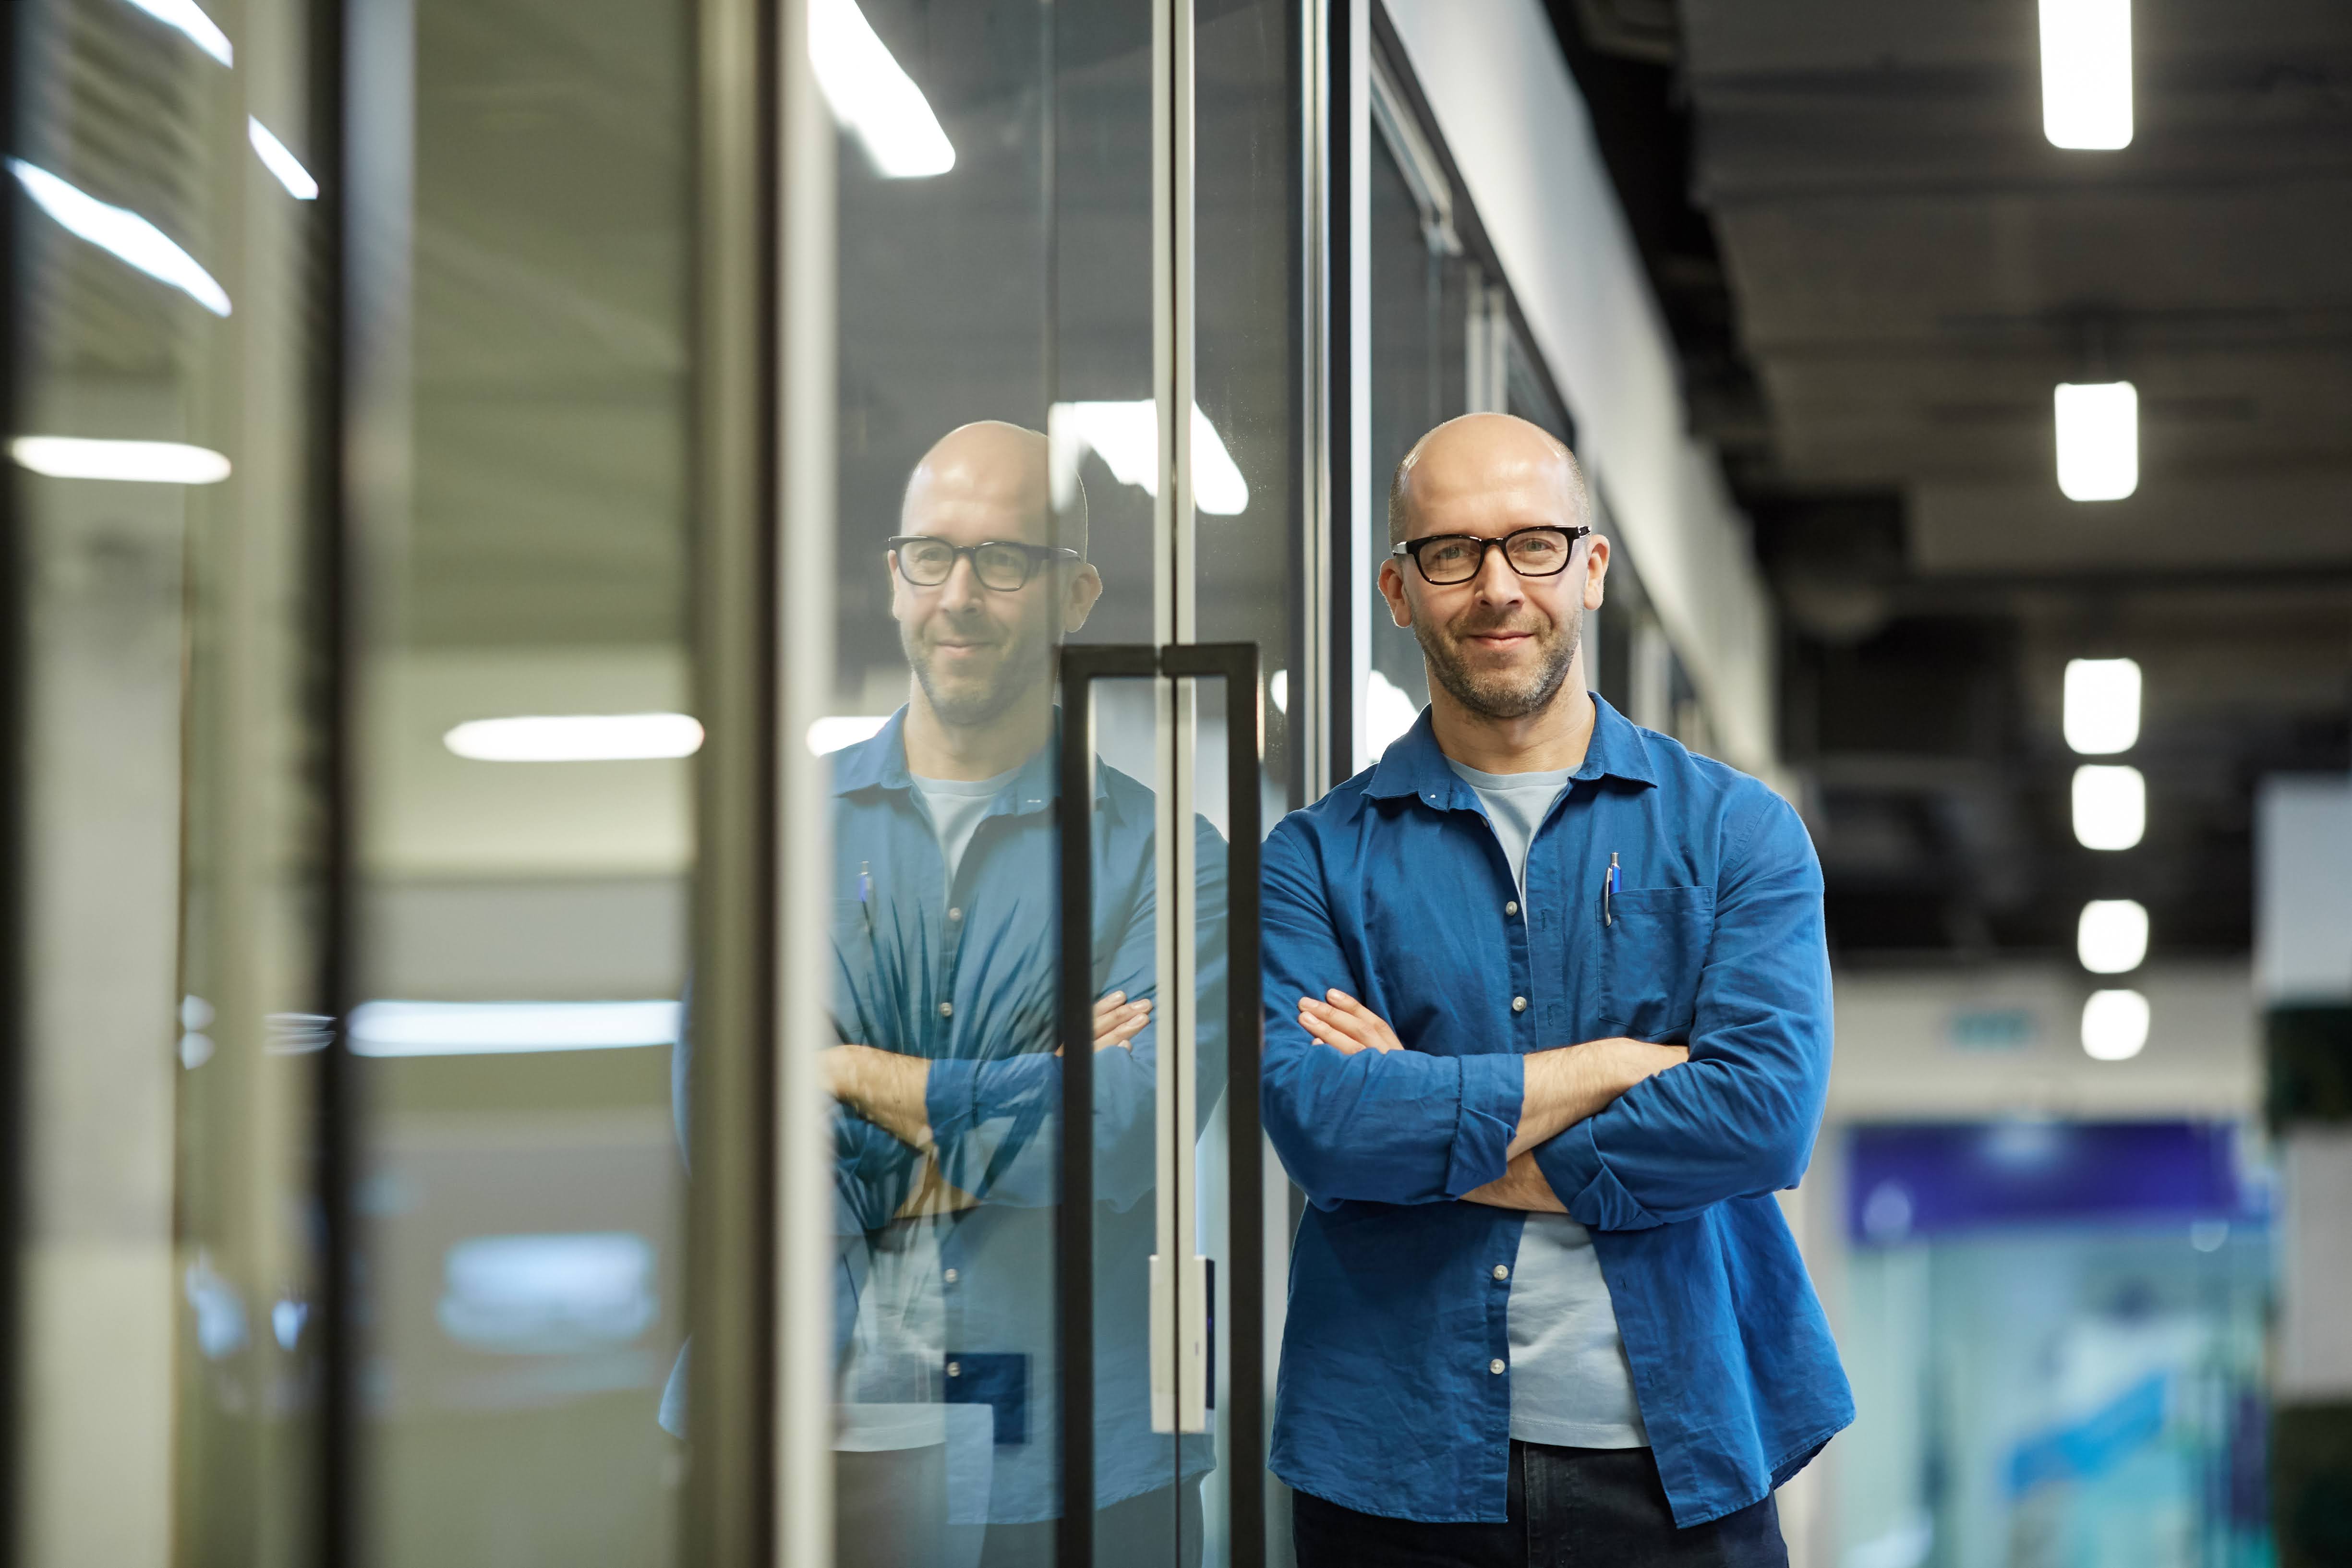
top-left (1295, 989), bottom-right (1683, 1213)
top-left (1260, 792), bottom-right (1834, 1230)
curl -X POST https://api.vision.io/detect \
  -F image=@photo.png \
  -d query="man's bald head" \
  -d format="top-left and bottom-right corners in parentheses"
top-left (1387, 412), bottom-right (1589, 547)
top-left (902, 419), bottom-right (1087, 556)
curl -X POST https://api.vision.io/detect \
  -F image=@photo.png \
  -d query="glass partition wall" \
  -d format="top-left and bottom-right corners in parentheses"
top-left (5, 0), bottom-right (1304, 1563)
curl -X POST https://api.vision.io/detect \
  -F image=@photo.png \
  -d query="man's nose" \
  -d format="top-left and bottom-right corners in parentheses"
top-left (935, 553), bottom-right (986, 610)
top-left (1470, 540), bottom-right (1524, 604)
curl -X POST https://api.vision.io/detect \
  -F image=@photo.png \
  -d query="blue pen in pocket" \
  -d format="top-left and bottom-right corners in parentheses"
top-left (1604, 852), bottom-right (1620, 927)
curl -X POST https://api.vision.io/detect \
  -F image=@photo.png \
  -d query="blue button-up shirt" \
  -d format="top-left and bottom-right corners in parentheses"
top-left (1259, 695), bottom-right (1851, 1529)
top-left (827, 710), bottom-right (1225, 1520)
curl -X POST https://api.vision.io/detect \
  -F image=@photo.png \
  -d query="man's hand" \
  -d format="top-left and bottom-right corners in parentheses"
top-left (1055, 991), bottom-right (1152, 1058)
top-left (1296, 989), bottom-right (1402, 1053)
top-left (828, 991), bottom-right (1153, 1150)
top-left (1462, 1153), bottom-right (1568, 1214)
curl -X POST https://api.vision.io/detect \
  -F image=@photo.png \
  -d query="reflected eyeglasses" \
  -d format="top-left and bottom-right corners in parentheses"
top-left (890, 535), bottom-right (1082, 591)
top-left (1392, 525), bottom-right (1590, 586)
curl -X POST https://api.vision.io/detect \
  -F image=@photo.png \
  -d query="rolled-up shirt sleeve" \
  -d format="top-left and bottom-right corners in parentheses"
top-left (1260, 818), bottom-right (1522, 1207)
top-left (1532, 789), bottom-right (1833, 1231)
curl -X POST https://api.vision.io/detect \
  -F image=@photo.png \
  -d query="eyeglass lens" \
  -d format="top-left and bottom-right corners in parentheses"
top-left (897, 539), bottom-right (1038, 590)
top-left (1418, 529), bottom-right (1573, 584)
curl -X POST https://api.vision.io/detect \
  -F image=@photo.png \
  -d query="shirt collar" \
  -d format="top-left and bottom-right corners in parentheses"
top-left (830, 705), bottom-right (1110, 811)
top-left (1364, 691), bottom-right (1659, 806)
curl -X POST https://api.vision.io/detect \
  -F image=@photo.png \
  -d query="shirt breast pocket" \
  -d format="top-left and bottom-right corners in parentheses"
top-left (1598, 885), bottom-right (1713, 1041)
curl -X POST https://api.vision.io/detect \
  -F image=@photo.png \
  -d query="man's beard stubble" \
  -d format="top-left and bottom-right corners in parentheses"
top-left (902, 612), bottom-right (1054, 730)
top-left (1414, 598), bottom-right (1581, 721)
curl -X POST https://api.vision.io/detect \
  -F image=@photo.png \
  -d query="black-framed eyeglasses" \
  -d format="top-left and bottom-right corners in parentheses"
top-left (1391, 525), bottom-right (1590, 586)
top-left (889, 535), bottom-right (1083, 591)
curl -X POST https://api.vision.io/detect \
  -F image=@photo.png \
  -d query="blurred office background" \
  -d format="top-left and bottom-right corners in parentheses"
top-left (2, 1), bottom-right (2348, 1566)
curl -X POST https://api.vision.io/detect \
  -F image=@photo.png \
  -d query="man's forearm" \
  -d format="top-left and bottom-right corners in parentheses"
top-left (826, 1043), bottom-right (932, 1148)
top-left (1461, 1151), bottom-right (1568, 1213)
top-left (1507, 1037), bottom-right (1679, 1158)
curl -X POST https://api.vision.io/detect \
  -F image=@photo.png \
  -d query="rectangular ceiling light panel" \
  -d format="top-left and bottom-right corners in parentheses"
top-left (2073, 764), bottom-right (2146, 851)
top-left (2040, 0), bottom-right (2133, 150)
top-left (2054, 381), bottom-right (2138, 502)
top-left (2063, 657), bottom-right (2141, 754)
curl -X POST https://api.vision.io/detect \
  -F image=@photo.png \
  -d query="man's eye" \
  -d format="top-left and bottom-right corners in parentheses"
top-left (1427, 543), bottom-right (1475, 567)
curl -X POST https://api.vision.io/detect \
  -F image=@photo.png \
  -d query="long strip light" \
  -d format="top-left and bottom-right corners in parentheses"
top-left (443, 712), bottom-right (703, 762)
top-left (2080, 988), bottom-right (2149, 1061)
top-left (2077, 898), bottom-right (2148, 974)
top-left (121, 0), bottom-right (232, 65)
top-left (12, 436), bottom-right (230, 483)
top-left (809, 0), bottom-right (955, 179)
top-left (2063, 657), bottom-right (2140, 753)
top-left (2073, 764), bottom-right (2145, 851)
top-left (2039, 0), bottom-right (2132, 151)
top-left (2054, 381), bottom-right (2137, 502)
top-left (808, 714), bottom-right (891, 755)
top-left (350, 1000), bottom-right (681, 1057)
top-left (248, 119), bottom-right (319, 200)
top-left (1048, 401), bottom-right (1251, 516)
top-left (9, 160), bottom-right (232, 315)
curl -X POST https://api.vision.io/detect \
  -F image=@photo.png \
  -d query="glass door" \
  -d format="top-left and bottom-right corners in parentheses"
top-left (787, 2), bottom-right (1301, 1565)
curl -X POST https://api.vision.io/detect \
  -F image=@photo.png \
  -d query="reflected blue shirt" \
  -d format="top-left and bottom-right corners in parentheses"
top-left (1260, 696), bottom-right (1852, 1529)
top-left (828, 709), bottom-right (1225, 1520)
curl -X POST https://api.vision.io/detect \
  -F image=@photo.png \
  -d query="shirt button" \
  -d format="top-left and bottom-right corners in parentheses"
top-left (946, 1361), bottom-right (962, 1378)
top-left (1504, 900), bottom-right (1519, 917)
top-left (938, 1001), bottom-right (954, 1019)
top-left (947, 907), bottom-right (962, 922)
top-left (1489, 1358), bottom-right (1507, 1375)
top-left (1511, 996), bottom-right (1528, 1013)
top-left (942, 1268), bottom-right (959, 1285)
top-left (1493, 1264), bottom-right (1509, 1281)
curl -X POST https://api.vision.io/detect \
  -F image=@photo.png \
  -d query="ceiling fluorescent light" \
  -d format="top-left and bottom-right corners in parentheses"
top-left (2080, 988), bottom-right (2149, 1061)
top-left (350, 1000), bottom-right (681, 1057)
top-left (2076, 898), bottom-right (2149, 974)
top-left (248, 119), bottom-right (318, 200)
top-left (2054, 381), bottom-right (2137, 502)
top-left (122, 0), bottom-right (232, 65)
top-left (9, 159), bottom-right (231, 315)
top-left (1047, 401), bottom-right (1251, 516)
top-left (807, 714), bottom-right (892, 755)
top-left (809, 0), bottom-right (955, 179)
top-left (443, 712), bottom-right (704, 762)
top-left (11, 436), bottom-right (230, 483)
top-left (2063, 656), bottom-right (2140, 753)
top-left (2040, 0), bottom-right (2132, 151)
top-left (2072, 763), bottom-right (2145, 851)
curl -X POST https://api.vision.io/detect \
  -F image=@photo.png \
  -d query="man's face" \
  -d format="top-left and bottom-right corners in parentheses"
top-left (1378, 450), bottom-right (1608, 722)
top-left (890, 466), bottom-right (1097, 729)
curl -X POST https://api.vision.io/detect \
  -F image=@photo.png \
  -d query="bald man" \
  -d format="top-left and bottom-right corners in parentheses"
top-left (819, 422), bottom-right (1227, 1567)
top-left (1260, 415), bottom-right (1848, 1565)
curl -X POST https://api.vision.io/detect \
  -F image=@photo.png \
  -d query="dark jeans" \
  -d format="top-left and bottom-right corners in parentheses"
top-left (976, 1477), bottom-right (1205, 1568)
top-left (1293, 1443), bottom-right (1786, 1568)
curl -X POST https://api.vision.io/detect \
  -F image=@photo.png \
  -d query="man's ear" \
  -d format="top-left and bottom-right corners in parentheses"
top-left (1378, 557), bottom-right (1413, 629)
top-left (1582, 536), bottom-right (1610, 612)
top-left (1061, 563), bottom-right (1105, 634)
top-left (886, 549), bottom-right (909, 623)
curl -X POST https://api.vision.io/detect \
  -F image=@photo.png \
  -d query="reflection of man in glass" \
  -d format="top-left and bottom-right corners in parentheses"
top-left (824, 421), bottom-right (1223, 1568)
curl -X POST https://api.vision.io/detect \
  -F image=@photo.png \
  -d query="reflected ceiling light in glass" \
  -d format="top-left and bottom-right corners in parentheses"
top-left (809, 0), bottom-right (955, 179)
top-left (2063, 656), bottom-right (2140, 753)
top-left (350, 1000), bottom-right (683, 1057)
top-left (2054, 381), bottom-right (2137, 501)
top-left (1267, 669), bottom-right (1289, 715)
top-left (122, 0), bottom-right (233, 65)
top-left (8, 160), bottom-right (232, 315)
top-left (443, 712), bottom-right (703, 761)
top-left (807, 714), bottom-right (891, 754)
top-left (2076, 898), bottom-right (2149, 973)
top-left (1365, 669), bottom-right (1421, 760)
top-left (2072, 763), bottom-right (2145, 850)
top-left (247, 119), bottom-right (318, 199)
top-left (11, 436), bottom-right (231, 483)
top-left (2080, 988), bottom-right (2149, 1061)
top-left (2039, 0), bottom-right (2131, 150)
top-left (1047, 401), bottom-right (1250, 516)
